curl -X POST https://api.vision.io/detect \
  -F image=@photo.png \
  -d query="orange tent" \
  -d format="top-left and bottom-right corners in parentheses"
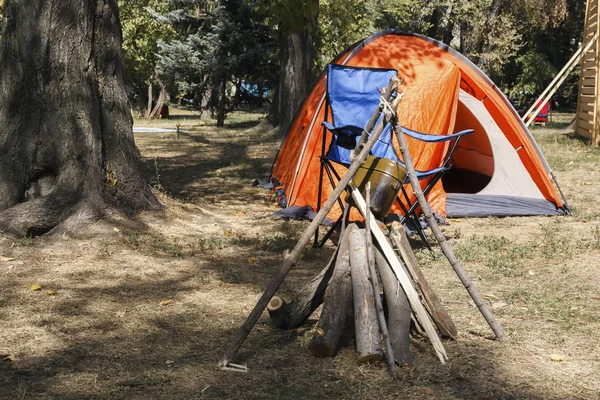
top-left (271, 31), bottom-right (568, 220)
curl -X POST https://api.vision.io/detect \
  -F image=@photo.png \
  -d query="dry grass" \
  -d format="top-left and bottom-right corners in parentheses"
top-left (1, 109), bottom-right (599, 399)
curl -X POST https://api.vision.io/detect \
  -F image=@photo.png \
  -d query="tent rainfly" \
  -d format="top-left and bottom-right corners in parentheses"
top-left (270, 30), bottom-right (569, 220)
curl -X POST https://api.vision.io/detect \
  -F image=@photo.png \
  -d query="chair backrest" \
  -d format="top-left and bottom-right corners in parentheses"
top-left (325, 64), bottom-right (398, 164)
top-left (326, 64), bottom-right (398, 132)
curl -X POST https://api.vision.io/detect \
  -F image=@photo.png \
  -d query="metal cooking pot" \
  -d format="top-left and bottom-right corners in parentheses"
top-left (352, 156), bottom-right (406, 220)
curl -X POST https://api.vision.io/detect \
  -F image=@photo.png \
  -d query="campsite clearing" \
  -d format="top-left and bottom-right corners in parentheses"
top-left (0, 110), bottom-right (599, 400)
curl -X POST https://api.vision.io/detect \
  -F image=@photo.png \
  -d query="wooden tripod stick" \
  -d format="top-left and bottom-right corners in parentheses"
top-left (364, 183), bottom-right (399, 379)
top-left (217, 80), bottom-right (401, 369)
top-left (391, 119), bottom-right (507, 342)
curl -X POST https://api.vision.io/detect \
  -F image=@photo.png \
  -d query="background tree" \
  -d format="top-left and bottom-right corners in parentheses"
top-left (120, 0), bottom-right (176, 116)
top-left (0, 0), bottom-right (160, 236)
top-left (155, 0), bottom-right (277, 126)
top-left (263, 0), bottom-right (319, 137)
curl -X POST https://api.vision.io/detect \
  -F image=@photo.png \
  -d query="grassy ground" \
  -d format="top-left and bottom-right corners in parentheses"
top-left (1, 109), bottom-right (599, 399)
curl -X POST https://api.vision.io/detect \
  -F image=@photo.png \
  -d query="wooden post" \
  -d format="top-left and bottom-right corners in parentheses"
top-left (392, 120), bottom-right (507, 342)
top-left (217, 80), bottom-right (400, 369)
top-left (349, 226), bottom-right (384, 364)
top-left (309, 227), bottom-right (353, 357)
top-left (575, 0), bottom-right (600, 145)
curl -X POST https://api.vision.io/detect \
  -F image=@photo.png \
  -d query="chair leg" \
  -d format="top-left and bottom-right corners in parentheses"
top-left (317, 215), bottom-right (343, 248)
top-left (396, 189), bottom-right (432, 251)
top-left (314, 158), bottom-right (347, 247)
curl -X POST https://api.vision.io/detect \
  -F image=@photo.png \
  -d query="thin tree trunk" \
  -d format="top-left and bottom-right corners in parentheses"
top-left (148, 79), bottom-right (166, 119)
top-left (277, 2), bottom-right (317, 139)
top-left (217, 78), bottom-right (227, 127)
top-left (146, 76), bottom-right (154, 118)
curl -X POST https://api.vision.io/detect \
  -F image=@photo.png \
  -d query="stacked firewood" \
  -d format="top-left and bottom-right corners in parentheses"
top-left (268, 219), bottom-right (458, 372)
top-left (217, 78), bottom-right (504, 374)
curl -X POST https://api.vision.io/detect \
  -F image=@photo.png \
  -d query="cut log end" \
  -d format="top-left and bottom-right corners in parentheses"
top-left (267, 296), bottom-right (284, 312)
top-left (308, 342), bottom-right (336, 357)
top-left (357, 353), bottom-right (384, 364)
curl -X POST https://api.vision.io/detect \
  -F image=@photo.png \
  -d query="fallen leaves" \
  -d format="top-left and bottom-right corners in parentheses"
top-left (0, 256), bottom-right (16, 262)
top-left (29, 283), bottom-right (57, 295)
top-left (491, 302), bottom-right (509, 309)
top-left (550, 354), bottom-right (566, 362)
top-left (159, 299), bottom-right (174, 306)
top-left (2, 354), bottom-right (16, 362)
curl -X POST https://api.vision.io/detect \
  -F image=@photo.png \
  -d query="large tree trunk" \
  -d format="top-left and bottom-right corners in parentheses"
top-left (0, 0), bottom-right (161, 236)
top-left (277, 2), bottom-right (317, 139)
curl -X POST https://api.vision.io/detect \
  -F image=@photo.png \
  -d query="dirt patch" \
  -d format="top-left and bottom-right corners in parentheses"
top-left (1, 110), bottom-right (599, 399)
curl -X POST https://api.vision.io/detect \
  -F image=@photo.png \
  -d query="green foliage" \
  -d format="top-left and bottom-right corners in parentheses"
top-left (156, 0), bottom-right (277, 113)
top-left (120, 0), bottom-right (177, 104)
top-left (509, 50), bottom-right (556, 106)
top-left (116, 0), bottom-right (585, 115)
top-left (258, 0), bottom-right (320, 34)
top-left (316, 0), bottom-right (374, 71)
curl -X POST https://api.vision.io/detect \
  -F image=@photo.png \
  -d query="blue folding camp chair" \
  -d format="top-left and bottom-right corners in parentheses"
top-left (316, 64), bottom-right (474, 248)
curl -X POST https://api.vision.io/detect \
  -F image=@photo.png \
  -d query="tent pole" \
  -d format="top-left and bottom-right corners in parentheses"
top-left (217, 79), bottom-right (401, 370)
top-left (390, 115), bottom-right (507, 342)
top-left (551, 171), bottom-right (571, 214)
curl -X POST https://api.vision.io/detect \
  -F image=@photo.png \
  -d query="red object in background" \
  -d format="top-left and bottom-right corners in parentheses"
top-left (533, 101), bottom-right (550, 122)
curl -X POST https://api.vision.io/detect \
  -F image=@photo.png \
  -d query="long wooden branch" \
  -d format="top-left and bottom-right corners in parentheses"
top-left (389, 222), bottom-right (458, 339)
top-left (217, 80), bottom-right (400, 369)
top-left (391, 119), bottom-right (507, 342)
top-left (365, 183), bottom-right (398, 379)
top-left (350, 183), bottom-right (447, 363)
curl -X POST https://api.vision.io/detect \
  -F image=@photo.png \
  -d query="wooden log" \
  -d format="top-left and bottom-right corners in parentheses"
top-left (309, 225), bottom-right (353, 357)
top-left (267, 246), bottom-right (339, 330)
top-left (349, 226), bottom-right (384, 364)
top-left (217, 80), bottom-right (401, 369)
top-left (349, 183), bottom-right (447, 363)
top-left (389, 222), bottom-right (458, 339)
top-left (391, 118), bottom-right (506, 342)
top-left (374, 246), bottom-right (413, 367)
top-left (365, 183), bottom-right (398, 379)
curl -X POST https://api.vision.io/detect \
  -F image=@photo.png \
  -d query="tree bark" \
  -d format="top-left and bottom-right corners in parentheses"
top-left (145, 75), bottom-right (154, 118)
top-left (148, 78), bottom-right (166, 119)
top-left (389, 222), bottom-right (458, 339)
top-left (374, 246), bottom-right (413, 367)
top-left (267, 245), bottom-right (338, 330)
top-left (308, 227), bottom-right (352, 357)
top-left (216, 77), bottom-right (226, 127)
top-left (0, 0), bottom-right (161, 236)
top-left (349, 226), bottom-right (383, 364)
top-left (277, 3), bottom-right (317, 139)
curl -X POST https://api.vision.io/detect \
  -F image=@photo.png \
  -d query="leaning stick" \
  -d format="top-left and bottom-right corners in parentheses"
top-left (350, 183), bottom-right (447, 363)
top-left (217, 80), bottom-right (400, 369)
top-left (391, 118), bottom-right (507, 342)
top-left (388, 222), bottom-right (458, 339)
top-left (365, 183), bottom-right (399, 379)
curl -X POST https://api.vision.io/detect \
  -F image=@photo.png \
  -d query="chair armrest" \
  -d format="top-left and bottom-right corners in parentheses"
top-left (322, 121), bottom-right (335, 131)
top-left (402, 127), bottom-right (475, 143)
